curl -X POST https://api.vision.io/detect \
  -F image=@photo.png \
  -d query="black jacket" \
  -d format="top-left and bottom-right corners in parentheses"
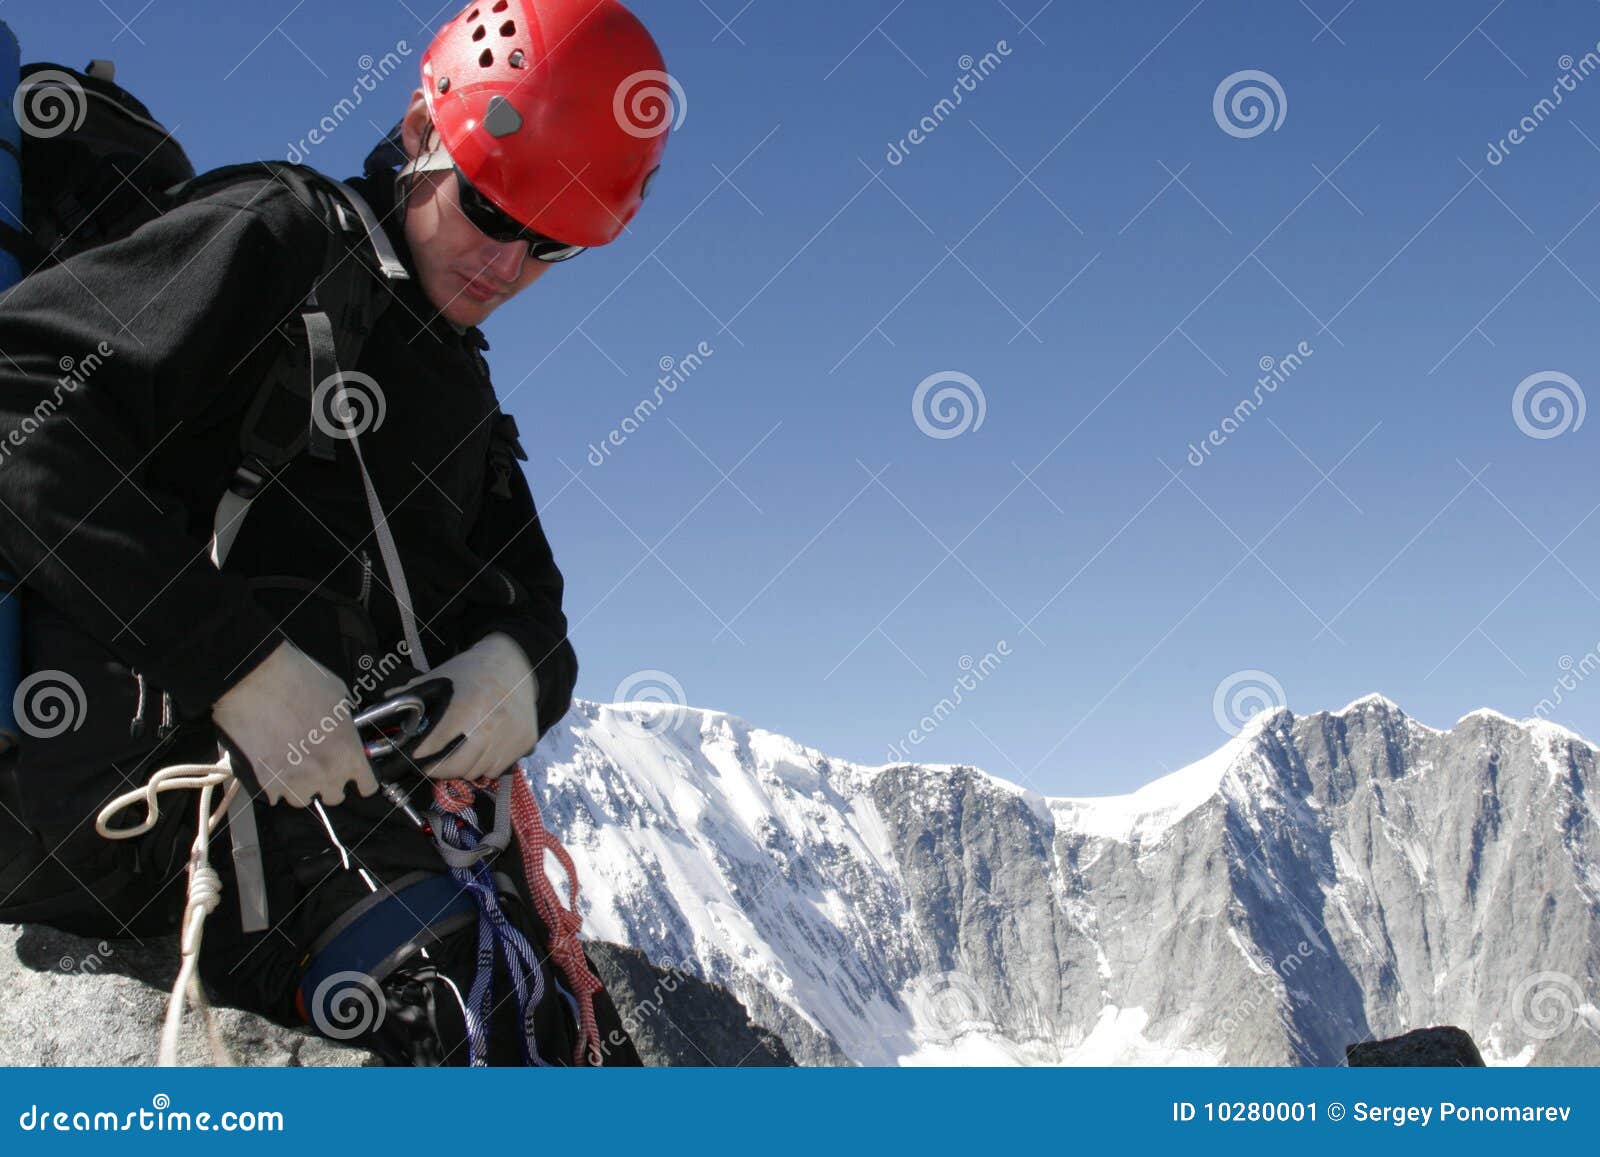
top-left (0, 166), bottom-right (578, 821)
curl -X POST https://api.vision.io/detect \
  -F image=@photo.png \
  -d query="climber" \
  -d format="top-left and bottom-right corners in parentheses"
top-left (0, 0), bottom-right (669, 1065)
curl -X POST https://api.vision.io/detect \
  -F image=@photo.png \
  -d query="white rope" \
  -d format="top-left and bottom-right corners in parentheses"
top-left (96, 756), bottom-right (244, 1067)
top-left (103, 176), bottom-right (419, 1066)
top-left (101, 411), bottom-right (415, 1066)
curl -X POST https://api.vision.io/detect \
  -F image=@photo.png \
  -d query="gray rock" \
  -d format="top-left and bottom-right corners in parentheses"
top-left (1347, 1026), bottom-right (1486, 1066)
top-left (582, 941), bottom-right (797, 1065)
top-left (0, 922), bottom-right (373, 1066)
top-left (1, 922), bottom-right (788, 1067)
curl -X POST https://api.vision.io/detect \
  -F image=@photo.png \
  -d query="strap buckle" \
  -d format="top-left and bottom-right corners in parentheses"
top-left (226, 458), bottom-right (269, 501)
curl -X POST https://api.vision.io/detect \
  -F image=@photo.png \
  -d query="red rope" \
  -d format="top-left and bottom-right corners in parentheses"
top-left (508, 771), bottom-right (603, 1067)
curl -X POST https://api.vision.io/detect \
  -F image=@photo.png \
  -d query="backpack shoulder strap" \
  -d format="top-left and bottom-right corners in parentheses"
top-left (206, 169), bottom-right (407, 934)
top-left (209, 170), bottom-right (405, 570)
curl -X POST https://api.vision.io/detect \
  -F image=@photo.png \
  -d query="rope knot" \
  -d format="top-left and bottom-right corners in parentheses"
top-left (188, 863), bottom-right (224, 915)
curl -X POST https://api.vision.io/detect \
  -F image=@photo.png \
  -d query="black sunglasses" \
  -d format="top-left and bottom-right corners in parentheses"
top-left (453, 166), bottom-right (587, 263)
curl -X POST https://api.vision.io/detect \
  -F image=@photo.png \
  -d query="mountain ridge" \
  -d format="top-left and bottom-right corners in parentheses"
top-left (535, 692), bottom-right (1600, 1066)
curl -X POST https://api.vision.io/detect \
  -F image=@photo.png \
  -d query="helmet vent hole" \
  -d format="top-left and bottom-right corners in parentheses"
top-left (500, 20), bottom-right (516, 36)
top-left (472, 23), bottom-right (486, 40)
top-left (479, 48), bottom-right (494, 67)
top-left (467, 7), bottom-right (479, 19)
top-left (492, 0), bottom-right (508, 10)
top-left (509, 49), bottom-right (526, 68)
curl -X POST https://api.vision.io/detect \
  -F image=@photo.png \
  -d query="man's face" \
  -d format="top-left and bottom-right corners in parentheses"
top-left (397, 90), bottom-right (557, 327)
top-left (403, 167), bottom-right (554, 328)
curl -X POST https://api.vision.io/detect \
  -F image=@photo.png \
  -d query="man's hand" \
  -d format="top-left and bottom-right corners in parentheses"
top-left (397, 632), bottom-right (540, 783)
top-left (212, 640), bottom-right (380, 807)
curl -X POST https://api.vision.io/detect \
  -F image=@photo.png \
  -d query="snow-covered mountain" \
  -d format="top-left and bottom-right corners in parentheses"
top-left (527, 693), bottom-right (1600, 1066)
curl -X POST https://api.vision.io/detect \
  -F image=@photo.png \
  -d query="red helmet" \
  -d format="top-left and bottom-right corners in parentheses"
top-left (418, 0), bottom-right (674, 247)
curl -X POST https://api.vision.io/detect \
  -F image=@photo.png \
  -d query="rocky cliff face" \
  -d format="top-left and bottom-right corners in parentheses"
top-left (531, 694), bottom-right (1600, 1066)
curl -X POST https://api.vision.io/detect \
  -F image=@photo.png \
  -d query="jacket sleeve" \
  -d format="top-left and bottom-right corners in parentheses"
top-left (0, 185), bottom-right (323, 717)
top-left (461, 430), bottom-right (579, 741)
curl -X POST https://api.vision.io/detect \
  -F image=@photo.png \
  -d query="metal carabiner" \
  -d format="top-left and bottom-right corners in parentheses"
top-left (354, 693), bottom-right (434, 832)
top-left (354, 693), bottom-right (430, 763)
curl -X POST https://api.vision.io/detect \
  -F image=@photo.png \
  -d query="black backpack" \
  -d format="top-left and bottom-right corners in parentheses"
top-left (2, 60), bottom-right (409, 601)
top-left (0, 61), bottom-right (410, 761)
top-left (4, 60), bottom-right (195, 273)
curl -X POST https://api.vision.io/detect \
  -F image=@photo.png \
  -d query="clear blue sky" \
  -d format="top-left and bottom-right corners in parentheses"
top-left (10, 0), bottom-right (1600, 796)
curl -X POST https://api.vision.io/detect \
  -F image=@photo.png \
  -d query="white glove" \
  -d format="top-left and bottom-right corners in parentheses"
top-left (397, 632), bottom-right (540, 783)
top-left (212, 639), bottom-right (380, 808)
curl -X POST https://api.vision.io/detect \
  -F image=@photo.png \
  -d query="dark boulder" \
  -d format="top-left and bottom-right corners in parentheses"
top-left (1346, 1025), bottom-right (1486, 1066)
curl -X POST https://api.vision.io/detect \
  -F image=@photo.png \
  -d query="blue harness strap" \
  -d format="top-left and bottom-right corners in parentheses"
top-left (431, 792), bottom-right (552, 1066)
top-left (295, 870), bottom-right (477, 1035)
